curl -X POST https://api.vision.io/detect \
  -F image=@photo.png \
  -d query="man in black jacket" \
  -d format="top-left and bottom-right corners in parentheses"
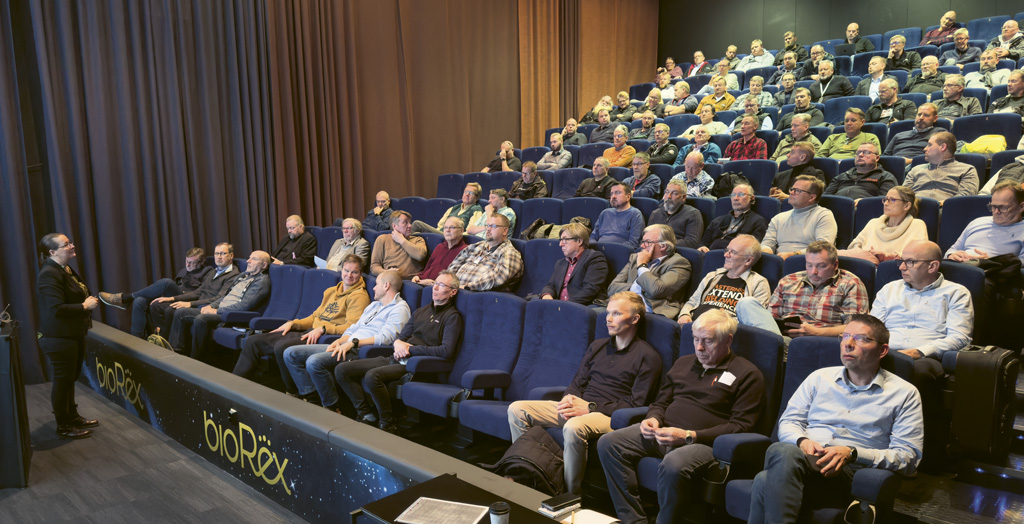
top-left (271, 214), bottom-right (318, 267)
top-left (540, 222), bottom-right (609, 305)
top-left (700, 183), bottom-right (768, 251)
top-left (148, 242), bottom-right (239, 340)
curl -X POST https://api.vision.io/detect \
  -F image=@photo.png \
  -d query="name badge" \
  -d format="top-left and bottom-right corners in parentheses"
top-left (719, 371), bottom-right (737, 386)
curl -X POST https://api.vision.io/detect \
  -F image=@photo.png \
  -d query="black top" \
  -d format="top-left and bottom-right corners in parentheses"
top-left (485, 155), bottom-right (522, 173)
top-left (702, 209), bottom-right (769, 250)
top-left (825, 167), bottom-right (899, 199)
top-left (36, 258), bottom-right (92, 338)
top-left (565, 337), bottom-right (662, 416)
top-left (399, 299), bottom-right (463, 360)
top-left (773, 163), bottom-right (826, 193)
top-left (273, 230), bottom-right (318, 267)
top-left (575, 175), bottom-right (617, 199)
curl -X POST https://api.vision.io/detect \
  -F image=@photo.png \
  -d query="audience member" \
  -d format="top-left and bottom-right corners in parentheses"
top-left (771, 142), bottom-right (826, 200)
top-left (964, 50), bottom-right (1011, 89)
top-left (809, 60), bottom-right (855, 103)
top-left (856, 56), bottom-right (896, 102)
top-left (561, 118), bottom-right (589, 146)
top-left (987, 69), bottom-right (1024, 116)
top-left (920, 10), bottom-right (961, 46)
top-left (825, 143), bottom-right (898, 199)
top-left (604, 125), bottom-right (637, 168)
top-left (466, 188), bottom-right (518, 235)
top-left (798, 45), bottom-right (833, 82)
top-left (576, 157), bottom-right (618, 199)
top-left (844, 187), bottom-right (928, 264)
top-left (817, 109), bottom-right (880, 160)
top-left (883, 103), bottom-right (941, 164)
top-left (687, 50), bottom-right (713, 76)
top-left (325, 219), bottom-right (371, 271)
top-left (979, 152), bottom-right (1024, 194)
top-left (767, 52), bottom-right (801, 86)
top-left (540, 222), bottom-right (609, 305)
top-left (903, 131), bottom-right (979, 202)
top-left (411, 217), bottom-right (469, 285)
top-left (722, 116), bottom-right (768, 161)
top-left (271, 214), bottom-right (317, 267)
top-left (607, 225), bottom-right (692, 318)
top-left (731, 76), bottom-right (776, 110)
top-left (412, 183), bottom-right (482, 235)
top-left (701, 184), bottom-right (769, 251)
top-left (580, 95), bottom-right (614, 125)
top-left (844, 22), bottom-right (875, 53)
top-left (736, 39), bottom-right (774, 72)
top-left (775, 32), bottom-right (809, 65)
top-left (934, 74), bottom-right (983, 119)
top-left (448, 214), bottom-right (524, 291)
top-left (649, 180), bottom-right (704, 249)
top-left (369, 210), bottom-right (428, 278)
top-left (590, 109), bottom-right (616, 145)
top-left (945, 181), bottom-right (1024, 265)
top-left (770, 114), bottom-right (821, 163)
top-left (727, 98), bottom-right (773, 133)
top-left (646, 124), bottom-right (679, 164)
top-left (509, 162), bottom-right (548, 200)
top-left (664, 57), bottom-right (684, 78)
top-left (654, 72), bottom-right (676, 103)
top-left (664, 81), bottom-right (699, 115)
top-left (364, 192), bottom-right (394, 231)
top-left (679, 105), bottom-right (729, 138)
top-left (623, 152), bottom-right (662, 199)
top-left (903, 56), bottom-right (947, 94)
top-left (762, 177), bottom-right (838, 259)
top-left (776, 88), bottom-right (826, 130)
top-left (986, 20), bottom-right (1024, 61)
top-left (634, 89), bottom-right (666, 119)
top-left (509, 291), bottom-right (661, 495)
top-left (535, 133), bottom-right (572, 171)
top-left (679, 235), bottom-right (770, 323)
top-left (721, 45), bottom-right (740, 70)
top-left (628, 111), bottom-right (657, 139)
top-left (674, 126), bottom-right (722, 166)
top-left (774, 73), bottom-right (798, 107)
top-left (146, 245), bottom-right (236, 341)
top-left (696, 78), bottom-right (736, 113)
top-left (671, 151), bottom-right (715, 198)
top-left (610, 92), bottom-right (637, 123)
top-left (866, 79), bottom-right (918, 124)
top-left (694, 60), bottom-right (739, 98)
top-left (940, 28), bottom-right (981, 68)
top-left (480, 140), bottom-right (522, 172)
top-left (886, 35), bottom-right (922, 71)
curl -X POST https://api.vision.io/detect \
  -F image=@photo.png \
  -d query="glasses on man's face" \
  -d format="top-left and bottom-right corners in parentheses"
top-left (433, 281), bottom-right (454, 291)
top-left (640, 240), bottom-right (661, 247)
top-left (987, 203), bottom-right (1017, 213)
top-left (558, 236), bottom-right (579, 243)
top-left (838, 333), bottom-right (875, 345)
top-left (896, 258), bottom-right (936, 268)
top-left (855, 150), bottom-right (878, 156)
top-left (789, 187), bottom-right (809, 195)
top-left (730, 192), bottom-right (751, 199)
top-left (214, 252), bottom-right (230, 257)
top-left (59, 241), bottom-right (74, 248)
top-left (484, 224), bottom-right (507, 230)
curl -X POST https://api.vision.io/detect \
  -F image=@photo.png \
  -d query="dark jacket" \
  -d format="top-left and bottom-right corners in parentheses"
top-left (542, 248), bottom-right (609, 305)
top-left (773, 164), bottom-right (826, 194)
top-left (904, 72), bottom-right (947, 94)
top-left (774, 45), bottom-right (810, 65)
top-left (364, 207), bottom-right (393, 231)
top-left (650, 204), bottom-right (704, 249)
top-left (855, 74), bottom-right (896, 97)
top-left (510, 178), bottom-right (548, 200)
top-left (866, 98), bottom-right (918, 124)
top-left (824, 167), bottom-right (899, 199)
top-left (647, 141), bottom-right (680, 165)
top-left (210, 271), bottom-right (271, 312)
top-left (886, 50), bottom-right (921, 72)
top-left (36, 259), bottom-right (93, 339)
top-left (399, 299), bottom-right (463, 360)
top-left (174, 265), bottom-right (213, 293)
top-left (797, 53), bottom-right (834, 81)
top-left (810, 75), bottom-right (856, 103)
top-left (702, 209), bottom-right (769, 250)
top-left (776, 107), bottom-right (826, 131)
top-left (172, 264), bottom-right (240, 307)
top-left (272, 230), bottom-right (318, 267)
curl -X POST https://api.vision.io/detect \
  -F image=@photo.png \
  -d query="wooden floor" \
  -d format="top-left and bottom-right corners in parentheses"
top-left (0, 383), bottom-right (307, 524)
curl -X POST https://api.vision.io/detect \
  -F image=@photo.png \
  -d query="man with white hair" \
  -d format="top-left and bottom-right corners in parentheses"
top-left (939, 28), bottom-right (981, 68)
top-left (678, 235), bottom-right (770, 324)
top-left (903, 56), bottom-right (947, 94)
top-left (649, 180), bottom-right (704, 249)
top-left (271, 214), bottom-right (318, 267)
top-left (866, 79), bottom-right (918, 124)
top-left (607, 224), bottom-right (693, 319)
top-left (986, 19), bottom-right (1024, 61)
top-left (809, 60), bottom-right (854, 103)
top-left (933, 74), bottom-right (983, 120)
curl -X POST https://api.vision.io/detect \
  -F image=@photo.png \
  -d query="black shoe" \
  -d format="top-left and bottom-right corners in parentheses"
top-left (69, 416), bottom-right (99, 428)
top-left (57, 425), bottom-right (92, 439)
top-left (356, 412), bottom-right (378, 425)
top-left (378, 421), bottom-right (399, 435)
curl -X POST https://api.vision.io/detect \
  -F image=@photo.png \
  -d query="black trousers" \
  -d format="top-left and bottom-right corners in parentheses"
top-left (233, 331), bottom-right (304, 393)
top-left (39, 336), bottom-right (86, 425)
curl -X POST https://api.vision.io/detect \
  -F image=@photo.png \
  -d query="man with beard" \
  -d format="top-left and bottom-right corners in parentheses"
top-left (271, 215), bottom-right (317, 267)
top-left (649, 180), bottom-right (704, 249)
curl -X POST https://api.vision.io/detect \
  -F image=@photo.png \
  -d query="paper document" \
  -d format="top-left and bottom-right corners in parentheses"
top-left (395, 497), bottom-right (489, 524)
top-left (314, 256), bottom-right (328, 269)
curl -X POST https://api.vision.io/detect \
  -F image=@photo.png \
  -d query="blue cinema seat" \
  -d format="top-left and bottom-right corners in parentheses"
top-left (211, 264), bottom-right (305, 351)
top-left (562, 197), bottom-right (609, 226)
top-left (312, 226), bottom-right (345, 260)
top-left (551, 168), bottom-right (592, 200)
top-left (937, 195), bottom-right (991, 252)
top-left (437, 173), bottom-right (465, 200)
top-left (516, 239), bottom-right (564, 298)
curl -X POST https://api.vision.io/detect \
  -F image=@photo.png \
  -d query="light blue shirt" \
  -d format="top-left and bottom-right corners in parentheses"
top-left (778, 366), bottom-right (923, 475)
top-left (870, 275), bottom-right (974, 358)
top-left (946, 216), bottom-right (1024, 270)
top-left (343, 296), bottom-right (411, 346)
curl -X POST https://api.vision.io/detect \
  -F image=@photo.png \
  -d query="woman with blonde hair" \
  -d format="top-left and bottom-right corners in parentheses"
top-left (842, 186), bottom-right (928, 264)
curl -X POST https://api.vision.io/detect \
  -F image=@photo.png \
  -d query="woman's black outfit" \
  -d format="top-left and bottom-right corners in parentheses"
top-left (36, 258), bottom-right (97, 438)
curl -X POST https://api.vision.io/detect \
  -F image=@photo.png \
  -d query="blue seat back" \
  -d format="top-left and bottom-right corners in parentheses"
top-left (723, 159), bottom-right (778, 196)
top-left (437, 173), bottom-right (465, 200)
top-left (418, 233), bottom-right (445, 254)
top-left (400, 281), bottom-right (424, 312)
top-left (263, 265), bottom-right (307, 320)
top-left (744, 66), bottom-right (777, 89)
top-left (851, 51), bottom-right (887, 76)
top-left (630, 82), bottom-right (656, 101)
top-left (423, 198), bottom-right (458, 228)
top-left (296, 269), bottom-right (342, 319)
top-left (609, 166), bottom-right (630, 181)
top-left (392, 196), bottom-right (428, 221)
top-left (967, 15), bottom-right (1011, 43)
top-left (562, 197), bottom-right (609, 225)
top-left (490, 171), bottom-right (522, 193)
top-left (312, 227), bottom-right (345, 260)
top-left (520, 198), bottom-right (563, 231)
top-left (708, 134), bottom-right (732, 155)
top-left (578, 143), bottom-right (608, 168)
top-left (811, 157), bottom-right (839, 183)
top-left (952, 113), bottom-right (1023, 151)
top-left (675, 247), bottom-right (704, 298)
top-left (819, 195), bottom-right (855, 248)
top-left (517, 239), bottom-right (563, 298)
top-left (564, 145), bottom-right (581, 167)
top-left (824, 96), bottom-right (873, 125)
top-left (521, 146), bottom-right (550, 165)
top-left (649, 164), bottom-right (673, 195)
top-left (506, 300), bottom-right (596, 402)
top-left (551, 168), bottom-right (592, 200)
top-left (629, 139), bottom-right (651, 153)
top-left (450, 292), bottom-right (527, 387)
top-left (632, 197), bottom-right (660, 219)
top-left (463, 172), bottom-right (492, 197)
top-left (577, 124), bottom-right (598, 140)
top-left (906, 45), bottom-right (939, 58)
top-left (593, 241), bottom-right (634, 276)
top-left (938, 195), bottom-right (991, 252)
top-left (666, 114), bottom-right (700, 137)
top-left (687, 197), bottom-right (715, 226)
top-left (883, 28), bottom-right (922, 50)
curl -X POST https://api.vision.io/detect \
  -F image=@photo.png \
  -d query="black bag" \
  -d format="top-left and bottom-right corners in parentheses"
top-left (947, 345), bottom-right (1020, 463)
top-left (711, 171), bottom-right (750, 198)
top-left (479, 426), bottom-right (566, 495)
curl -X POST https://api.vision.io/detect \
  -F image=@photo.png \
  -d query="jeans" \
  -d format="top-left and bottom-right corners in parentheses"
top-left (735, 297), bottom-right (782, 336)
top-left (748, 441), bottom-right (856, 524)
top-left (130, 278), bottom-right (181, 337)
top-left (335, 356), bottom-right (407, 423)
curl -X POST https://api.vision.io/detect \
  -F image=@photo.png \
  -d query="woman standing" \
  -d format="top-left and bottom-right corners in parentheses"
top-left (36, 233), bottom-right (99, 439)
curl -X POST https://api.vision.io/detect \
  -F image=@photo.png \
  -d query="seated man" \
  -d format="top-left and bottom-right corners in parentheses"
top-left (809, 61), bottom-right (854, 103)
top-left (701, 184), bottom-right (769, 251)
top-left (886, 35), bottom-right (922, 71)
top-left (921, 10), bottom-right (961, 46)
top-left (604, 125), bottom-right (637, 168)
top-left (650, 180), bottom-right (704, 249)
top-left (964, 49), bottom-right (1011, 90)
top-left (664, 56), bottom-right (683, 78)
top-left (466, 188), bottom-right (517, 236)
top-left (654, 72), bottom-right (676, 104)
top-left (411, 217), bottom-right (469, 286)
top-left (540, 222), bottom-right (609, 305)
top-left (334, 270), bottom-right (463, 433)
top-left (671, 151), bottom-right (715, 198)
top-left (903, 131), bottom-right (979, 203)
top-left (866, 79), bottom-right (918, 124)
top-left (770, 114), bottom-right (821, 163)
top-left (771, 142), bottom-right (826, 200)
top-left (774, 72), bottom-right (798, 106)
top-left (679, 235), bottom-right (770, 323)
top-left (147, 243), bottom-right (238, 340)
top-left (904, 56), bottom-right (947, 94)
top-left (843, 22), bottom-right (875, 54)
top-left (448, 214), bottom-right (524, 292)
top-left (369, 210), bottom-right (428, 278)
top-left (721, 45), bottom-right (740, 70)
top-left (825, 143), bottom-right (899, 199)
top-left (646, 124), bottom-right (679, 164)
top-left (694, 60), bottom-right (739, 98)
top-left (775, 88), bottom-right (825, 130)
top-left (946, 181), bottom-right (1024, 266)
top-left (727, 97), bottom-right (773, 133)
top-left (590, 183), bottom-right (646, 251)
top-left (170, 251), bottom-right (273, 358)
top-left (736, 39), bottom-right (774, 72)
top-left (412, 183), bottom-right (482, 235)
top-left (628, 111), bottom-right (657, 139)
top-left (722, 116), bottom-right (768, 161)
top-left (767, 52), bottom-right (801, 86)
top-left (674, 127), bottom-right (722, 168)
top-left (883, 103), bottom-right (941, 165)
top-left (286, 270), bottom-right (410, 415)
top-left (680, 105), bottom-right (729, 139)
top-left (609, 92), bottom-right (637, 124)
top-left (561, 118), bottom-right (588, 146)
top-left (590, 109), bottom-right (616, 144)
top-left (599, 309), bottom-right (765, 524)
top-left (747, 314), bottom-right (923, 524)
top-left (731, 76), bottom-right (776, 110)
top-left (663, 81), bottom-right (699, 116)
top-left (686, 50), bottom-right (714, 76)
top-left (623, 152), bottom-right (662, 199)
top-left (608, 225), bottom-right (692, 319)
top-left (575, 157), bottom-right (617, 199)
top-left (480, 140), bottom-right (522, 172)
top-left (509, 162), bottom-right (548, 200)
top-left (325, 219), bottom-right (370, 271)
top-left (272, 214), bottom-right (317, 267)
top-left (232, 254), bottom-right (369, 393)
top-left (939, 28), bottom-right (981, 69)
top-left (98, 246), bottom-right (214, 337)
top-left (535, 132), bottom-right (573, 171)
top-left (934, 74), bottom-right (983, 120)
top-left (364, 192), bottom-right (394, 231)
top-left (580, 95), bottom-right (614, 125)
top-left (987, 69), bottom-right (1024, 117)
top-left (817, 108), bottom-right (880, 160)
top-left (509, 291), bottom-right (662, 495)
top-left (985, 20), bottom-right (1024, 62)
top-left (738, 241), bottom-right (869, 337)
top-left (696, 78), bottom-right (736, 114)
top-left (798, 45), bottom-right (833, 82)
top-left (855, 56), bottom-right (895, 102)
top-left (633, 89), bottom-right (666, 119)
top-left (763, 176), bottom-right (838, 260)
top-left (979, 152), bottom-right (1024, 194)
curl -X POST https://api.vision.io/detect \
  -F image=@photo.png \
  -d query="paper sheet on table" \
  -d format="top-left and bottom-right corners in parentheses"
top-left (395, 496), bottom-right (489, 524)
top-left (560, 509), bottom-right (620, 523)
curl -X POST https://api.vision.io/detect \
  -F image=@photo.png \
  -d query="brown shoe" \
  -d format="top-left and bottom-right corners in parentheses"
top-left (57, 425), bottom-right (92, 439)
top-left (99, 292), bottom-right (127, 310)
top-left (70, 416), bottom-right (99, 428)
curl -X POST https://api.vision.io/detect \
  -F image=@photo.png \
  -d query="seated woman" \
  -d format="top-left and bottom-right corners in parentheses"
top-left (679, 104), bottom-right (728, 139)
top-left (841, 186), bottom-right (928, 264)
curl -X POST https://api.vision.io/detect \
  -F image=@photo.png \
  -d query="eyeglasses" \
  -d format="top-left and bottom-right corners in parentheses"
top-left (987, 203), bottom-right (1018, 213)
top-left (838, 333), bottom-right (875, 344)
top-left (730, 192), bottom-right (752, 198)
top-left (640, 240), bottom-right (662, 247)
top-left (882, 197), bottom-right (906, 204)
top-left (789, 187), bottom-right (809, 195)
top-left (725, 249), bottom-right (750, 257)
top-left (484, 224), bottom-right (508, 230)
top-left (214, 252), bottom-right (231, 256)
top-left (855, 150), bottom-right (878, 156)
top-left (558, 237), bottom-right (579, 243)
top-left (59, 241), bottom-right (74, 248)
top-left (896, 258), bottom-right (937, 268)
top-left (433, 281), bottom-right (455, 291)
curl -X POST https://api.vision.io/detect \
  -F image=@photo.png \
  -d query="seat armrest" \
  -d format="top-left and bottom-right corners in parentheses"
top-left (460, 369), bottom-right (511, 390)
top-left (712, 433), bottom-right (772, 466)
top-left (249, 317), bottom-right (289, 331)
top-left (358, 345), bottom-right (394, 359)
top-left (221, 311), bottom-right (258, 324)
top-left (610, 407), bottom-right (649, 429)
top-left (528, 386), bottom-right (566, 401)
top-left (320, 334), bottom-right (341, 344)
top-left (405, 356), bottom-right (453, 374)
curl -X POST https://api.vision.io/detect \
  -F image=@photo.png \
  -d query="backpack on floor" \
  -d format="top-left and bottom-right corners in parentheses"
top-left (479, 426), bottom-right (566, 496)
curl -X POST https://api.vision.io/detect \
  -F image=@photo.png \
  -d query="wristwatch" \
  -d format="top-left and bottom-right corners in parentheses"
top-left (848, 446), bottom-right (858, 462)
top-left (587, 402), bottom-right (597, 413)
top-left (684, 430), bottom-right (696, 445)
top-left (351, 338), bottom-right (360, 349)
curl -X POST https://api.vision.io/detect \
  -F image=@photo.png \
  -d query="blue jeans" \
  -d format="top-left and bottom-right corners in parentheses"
top-left (748, 441), bottom-right (855, 524)
top-left (282, 344), bottom-right (328, 397)
top-left (130, 278), bottom-right (182, 338)
top-left (735, 297), bottom-right (782, 336)
top-left (292, 344), bottom-right (353, 408)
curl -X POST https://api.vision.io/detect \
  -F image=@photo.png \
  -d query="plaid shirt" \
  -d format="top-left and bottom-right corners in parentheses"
top-left (447, 239), bottom-right (524, 292)
top-left (723, 136), bottom-right (767, 160)
top-left (769, 269), bottom-right (869, 327)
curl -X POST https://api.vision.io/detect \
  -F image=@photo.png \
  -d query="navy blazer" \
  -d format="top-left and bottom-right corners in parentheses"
top-left (541, 249), bottom-right (609, 305)
top-left (36, 258), bottom-right (93, 339)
